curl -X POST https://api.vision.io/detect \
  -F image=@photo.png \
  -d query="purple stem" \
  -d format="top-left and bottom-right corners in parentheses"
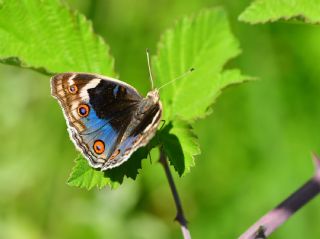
top-left (159, 147), bottom-right (191, 239)
top-left (239, 154), bottom-right (320, 239)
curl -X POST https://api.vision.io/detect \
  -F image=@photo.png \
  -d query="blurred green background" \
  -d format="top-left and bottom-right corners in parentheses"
top-left (1, 0), bottom-right (320, 238)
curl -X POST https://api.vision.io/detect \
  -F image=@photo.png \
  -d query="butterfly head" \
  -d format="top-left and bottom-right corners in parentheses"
top-left (146, 89), bottom-right (160, 104)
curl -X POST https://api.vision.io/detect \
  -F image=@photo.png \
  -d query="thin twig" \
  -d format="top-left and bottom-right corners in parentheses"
top-left (239, 154), bottom-right (320, 239)
top-left (159, 147), bottom-right (191, 239)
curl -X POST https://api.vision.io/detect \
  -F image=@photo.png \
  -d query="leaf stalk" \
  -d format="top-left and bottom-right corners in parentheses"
top-left (159, 147), bottom-right (191, 239)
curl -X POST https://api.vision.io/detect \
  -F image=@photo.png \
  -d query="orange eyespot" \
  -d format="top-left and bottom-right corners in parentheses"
top-left (93, 140), bottom-right (105, 154)
top-left (77, 104), bottom-right (90, 117)
top-left (68, 84), bottom-right (78, 94)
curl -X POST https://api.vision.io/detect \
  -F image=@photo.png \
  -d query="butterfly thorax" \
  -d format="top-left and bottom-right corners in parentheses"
top-left (121, 89), bottom-right (161, 140)
top-left (137, 89), bottom-right (160, 117)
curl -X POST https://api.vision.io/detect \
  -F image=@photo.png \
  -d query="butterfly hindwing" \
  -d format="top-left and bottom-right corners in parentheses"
top-left (51, 72), bottom-right (162, 170)
top-left (102, 97), bottom-right (162, 169)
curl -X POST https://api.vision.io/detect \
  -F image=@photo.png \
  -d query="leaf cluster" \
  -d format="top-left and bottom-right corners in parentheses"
top-left (0, 0), bottom-right (250, 189)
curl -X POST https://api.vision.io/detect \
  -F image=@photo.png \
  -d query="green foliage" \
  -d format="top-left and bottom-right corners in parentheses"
top-left (153, 8), bottom-right (245, 122)
top-left (239, 0), bottom-right (320, 24)
top-left (0, 0), bottom-right (115, 75)
top-left (2, 0), bottom-right (320, 237)
top-left (0, 0), bottom-right (117, 189)
top-left (68, 142), bottom-right (155, 189)
top-left (67, 156), bottom-right (115, 190)
top-left (159, 121), bottom-right (200, 175)
top-left (0, 0), bottom-right (247, 189)
top-left (153, 9), bottom-right (249, 176)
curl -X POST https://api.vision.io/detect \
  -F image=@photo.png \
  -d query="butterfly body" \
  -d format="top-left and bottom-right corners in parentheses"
top-left (51, 73), bottom-right (162, 170)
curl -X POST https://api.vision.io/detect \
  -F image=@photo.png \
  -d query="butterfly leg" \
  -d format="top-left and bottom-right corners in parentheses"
top-left (160, 120), bottom-right (166, 130)
top-left (148, 151), bottom-right (152, 163)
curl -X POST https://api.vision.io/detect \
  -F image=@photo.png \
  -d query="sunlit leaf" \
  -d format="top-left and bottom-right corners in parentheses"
top-left (67, 156), bottom-right (116, 190)
top-left (153, 8), bottom-right (248, 122)
top-left (154, 8), bottom-right (249, 175)
top-left (0, 0), bottom-right (115, 75)
top-left (239, 0), bottom-right (320, 24)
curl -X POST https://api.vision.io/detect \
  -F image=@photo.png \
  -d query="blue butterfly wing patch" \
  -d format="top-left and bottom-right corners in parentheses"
top-left (69, 102), bottom-right (119, 167)
top-left (51, 73), bottom-right (162, 170)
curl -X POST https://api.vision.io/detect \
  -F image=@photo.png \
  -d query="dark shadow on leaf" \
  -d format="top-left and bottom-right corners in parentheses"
top-left (103, 137), bottom-right (159, 184)
top-left (159, 123), bottom-right (185, 176)
top-left (0, 57), bottom-right (54, 75)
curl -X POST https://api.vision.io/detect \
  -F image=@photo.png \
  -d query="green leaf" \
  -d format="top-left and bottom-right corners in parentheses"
top-left (67, 156), bottom-right (116, 190)
top-left (239, 0), bottom-right (320, 24)
top-left (159, 121), bottom-right (200, 176)
top-left (0, 0), bottom-right (115, 75)
top-left (153, 8), bottom-right (248, 122)
top-left (153, 8), bottom-right (249, 175)
top-left (68, 144), bottom-right (155, 190)
top-left (158, 70), bottom-right (249, 176)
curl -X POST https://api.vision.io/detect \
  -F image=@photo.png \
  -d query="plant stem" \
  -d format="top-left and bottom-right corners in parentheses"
top-left (159, 147), bottom-right (191, 239)
top-left (239, 154), bottom-right (320, 239)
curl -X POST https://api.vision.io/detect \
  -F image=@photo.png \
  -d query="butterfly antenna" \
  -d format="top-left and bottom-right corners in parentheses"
top-left (158, 68), bottom-right (195, 90)
top-left (146, 48), bottom-right (154, 90)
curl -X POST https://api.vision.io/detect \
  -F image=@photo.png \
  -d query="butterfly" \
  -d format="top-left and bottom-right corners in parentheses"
top-left (51, 72), bottom-right (162, 170)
